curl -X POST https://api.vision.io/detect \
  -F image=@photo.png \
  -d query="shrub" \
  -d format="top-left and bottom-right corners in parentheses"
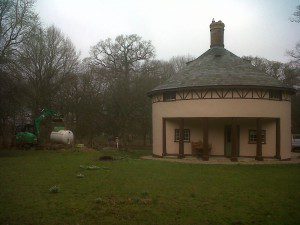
top-left (49, 185), bottom-right (60, 193)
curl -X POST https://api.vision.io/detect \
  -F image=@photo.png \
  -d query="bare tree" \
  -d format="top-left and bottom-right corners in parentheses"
top-left (169, 55), bottom-right (195, 73)
top-left (10, 25), bottom-right (79, 115)
top-left (287, 42), bottom-right (300, 66)
top-left (0, 0), bottom-right (38, 147)
top-left (90, 34), bottom-right (155, 80)
top-left (0, 0), bottom-right (37, 64)
top-left (290, 5), bottom-right (300, 23)
top-left (89, 34), bottom-right (155, 147)
top-left (242, 56), bottom-right (285, 81)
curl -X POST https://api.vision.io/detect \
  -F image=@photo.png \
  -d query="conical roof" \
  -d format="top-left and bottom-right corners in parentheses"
top-left (149, 19), bottom-right (295, 96)
top-left (149, 47), bottom-right (293, 96)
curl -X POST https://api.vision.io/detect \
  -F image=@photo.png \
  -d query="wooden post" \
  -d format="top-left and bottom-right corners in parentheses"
top-left (178, 118), bottom-right (184, 158)
top-left (255, 118), bottom-right (263, 161)
top-left (202, 118), bottom-right (209, 161)
top-left (275, 118), bottom-right (281, 159)
top-left (231, 118), bottom-right (238, 162)
top-left (162, 118), bottom-right (166, 156)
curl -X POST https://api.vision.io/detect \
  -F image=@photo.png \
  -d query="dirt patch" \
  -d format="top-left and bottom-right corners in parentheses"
top-left (99, 155), bottom-right (115, 161)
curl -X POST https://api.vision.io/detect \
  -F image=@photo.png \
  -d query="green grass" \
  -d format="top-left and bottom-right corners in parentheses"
top-left (0, 149), bottom-right (299, 225)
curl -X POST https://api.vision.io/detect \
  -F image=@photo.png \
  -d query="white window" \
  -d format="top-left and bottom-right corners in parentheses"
top-left (249, 130), bottom-right (266, 144)
top-left (174, 129), bottom-right (190, 142)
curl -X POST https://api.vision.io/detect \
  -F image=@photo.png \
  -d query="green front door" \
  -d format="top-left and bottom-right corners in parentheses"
top-left (224, 125), bottom-right (240, 157)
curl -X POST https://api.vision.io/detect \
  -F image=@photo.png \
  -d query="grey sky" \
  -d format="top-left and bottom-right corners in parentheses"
top-left (36, 0), bottom-right (300, 62)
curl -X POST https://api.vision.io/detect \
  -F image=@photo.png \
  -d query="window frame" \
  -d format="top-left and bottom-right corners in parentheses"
top-left (248, 129), bottom-right (266, 144)
top-left (163, 92), bottom-right (176, 101)
top-left (269, 90), bottom-right (282, 100)
top-left (174, 129), bottom-right (190, 142)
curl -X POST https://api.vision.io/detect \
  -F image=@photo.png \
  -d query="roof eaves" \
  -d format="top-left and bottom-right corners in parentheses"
top-left (147, 84), bottom-right (296, 97)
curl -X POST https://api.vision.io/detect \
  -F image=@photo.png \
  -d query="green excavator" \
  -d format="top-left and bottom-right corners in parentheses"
top-left (16, 109), bottom-right (63, 148)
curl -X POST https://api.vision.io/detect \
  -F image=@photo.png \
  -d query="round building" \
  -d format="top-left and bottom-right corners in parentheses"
top-left (148, 20), bottom-right (295, 161)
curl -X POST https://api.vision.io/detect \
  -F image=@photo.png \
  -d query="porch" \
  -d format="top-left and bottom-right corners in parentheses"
top-left (144, 153), bottom-right (299, 164)
top-left (161, 117), bottom-right (281, 161)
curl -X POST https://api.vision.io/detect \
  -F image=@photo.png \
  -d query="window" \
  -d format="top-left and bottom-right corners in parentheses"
top-left (163, 92), bottom-right (176, 101)
top-left (269, 90), bottom-right (282, 100)
top-left (293, 134), bottom-right (300, 139)
top-left (174, 129), bottom-right (190, 142)
top-left (248, 130), bottom-right (266, 144)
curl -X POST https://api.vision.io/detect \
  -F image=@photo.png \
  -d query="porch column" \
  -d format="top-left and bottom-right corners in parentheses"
top-left (231, 118), bottom-right (238, 162)
top-left (162, 118), bottom-right (166, 156)
top-left (255, 118), bottom-right (263, 161)
top-left (275, 118), bottom-right (281, 159)
top-left (178, 118), bottom-right (184, 158)
top-left (202, 118), bottom-right (209, 161)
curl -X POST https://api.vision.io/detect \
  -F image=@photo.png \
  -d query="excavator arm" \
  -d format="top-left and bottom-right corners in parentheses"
top-left (34, 109), bottom-right (63, 137)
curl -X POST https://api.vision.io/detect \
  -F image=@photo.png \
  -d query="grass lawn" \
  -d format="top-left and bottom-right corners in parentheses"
top-left (0, 149), bottom-right (300, 225)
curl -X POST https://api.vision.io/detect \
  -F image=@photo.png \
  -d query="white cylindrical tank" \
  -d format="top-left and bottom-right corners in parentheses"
top-left (50, 130), bottom-right (74, 145)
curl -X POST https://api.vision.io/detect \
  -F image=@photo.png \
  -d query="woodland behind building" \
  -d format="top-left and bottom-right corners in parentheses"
top-left (0, 0), bottom-right (299, 148)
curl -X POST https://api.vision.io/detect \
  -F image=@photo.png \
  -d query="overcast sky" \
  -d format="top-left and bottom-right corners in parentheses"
top-left (35, 0), bottom-right (300, 62)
